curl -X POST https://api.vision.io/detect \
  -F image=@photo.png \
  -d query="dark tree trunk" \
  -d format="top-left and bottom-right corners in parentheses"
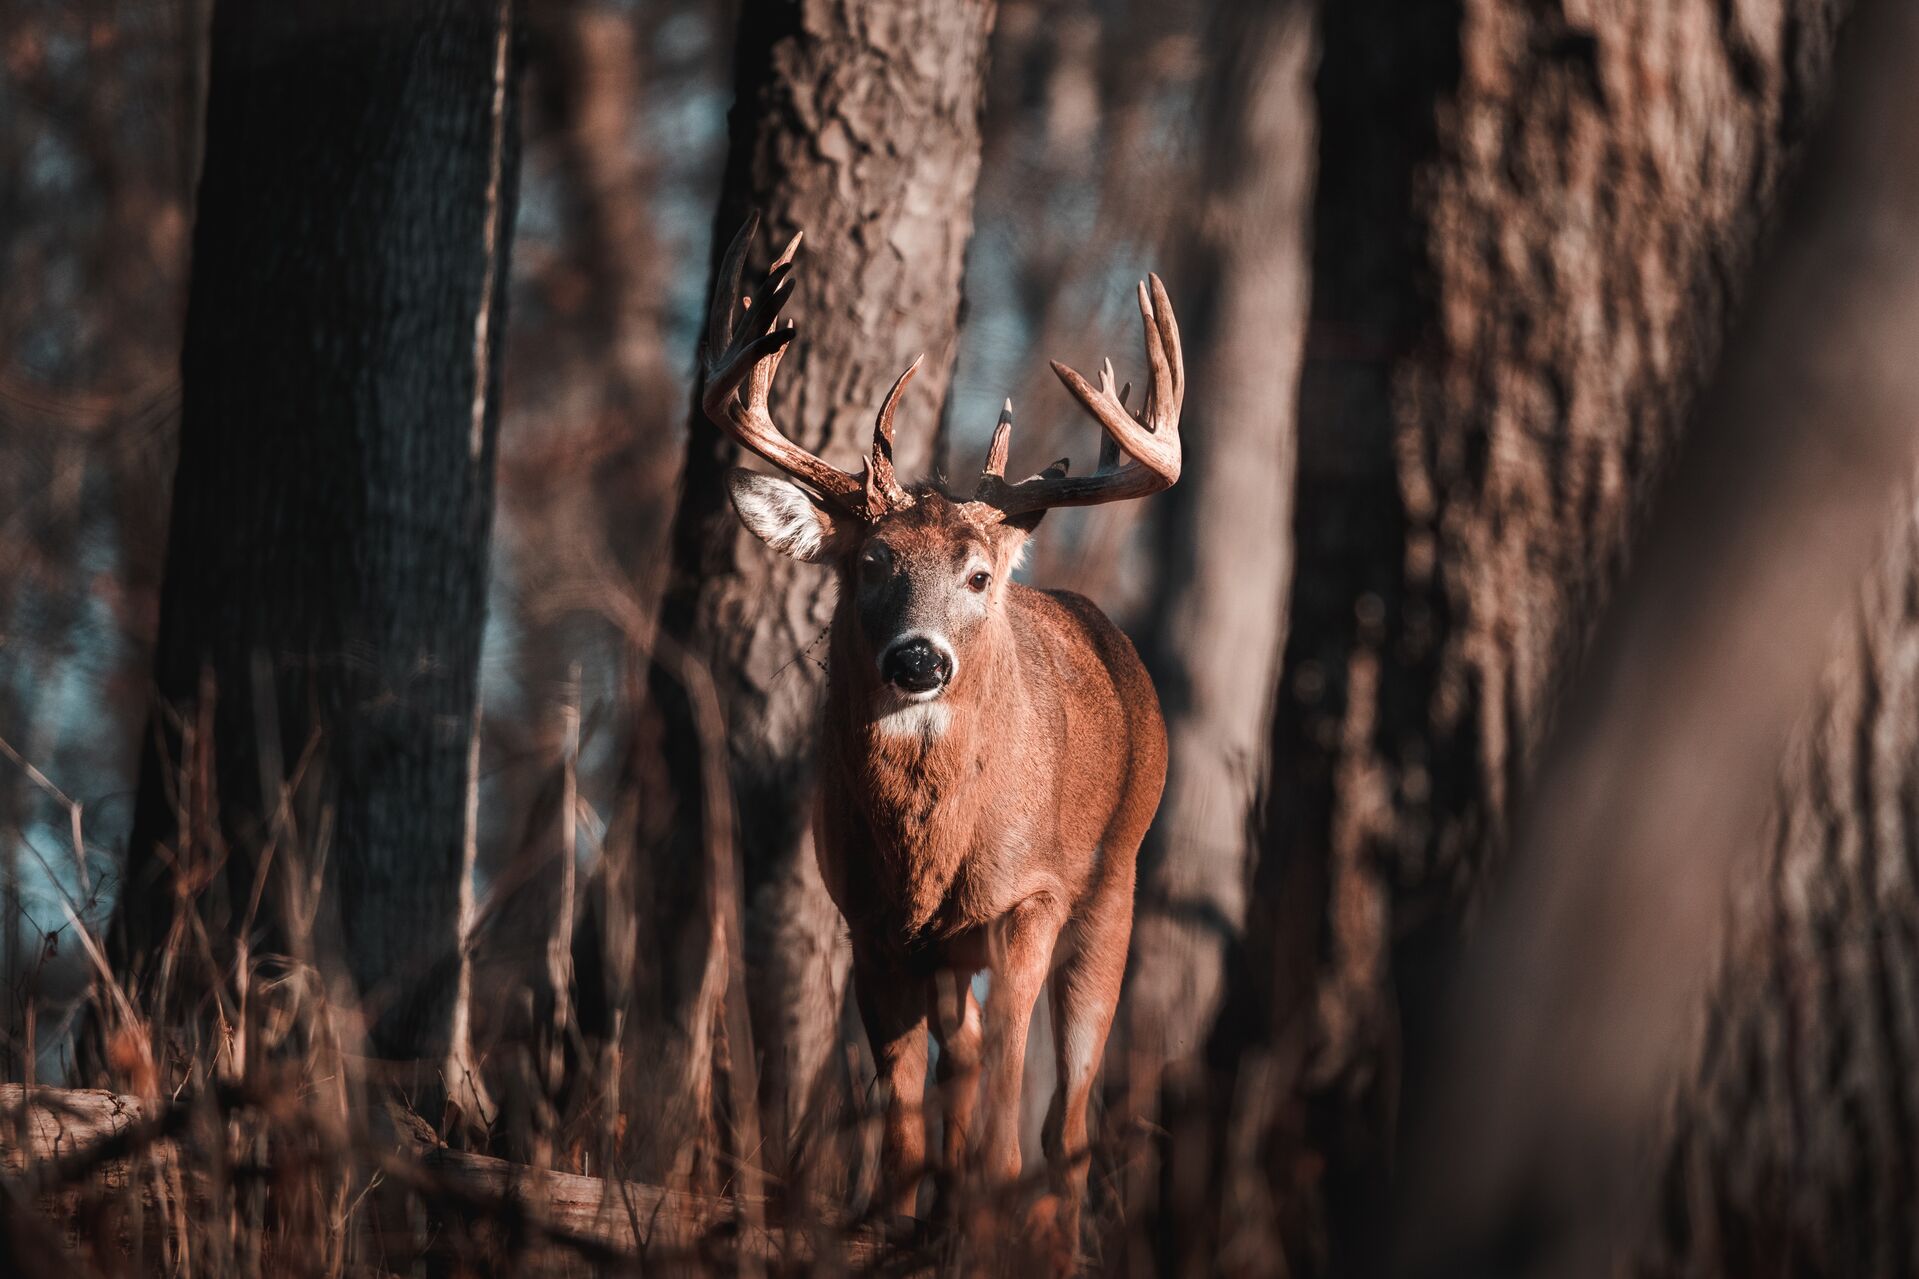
top-left (109, 0), bottom-right (523, 1074)
top-left (621, 0), bottom-right (995, 1186)
top-left (1189, 0), bottom-right (1845, 1272)
top-left (1632, 26), bottom-right (1919, 1249)
top-left (1640, 505), bottom-right (1919, 1279)
top-left (1118, 0), bottom-right (1313, 1097)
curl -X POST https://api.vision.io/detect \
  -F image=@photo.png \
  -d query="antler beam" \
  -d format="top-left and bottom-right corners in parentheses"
top-left (701, 216), bottom-right (930, 522)
top-left (972, 274), bottom-right (1184, 518)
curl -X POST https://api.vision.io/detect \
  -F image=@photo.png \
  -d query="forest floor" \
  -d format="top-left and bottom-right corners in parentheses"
top-left (0, 1082), bottom-right (889, 1276)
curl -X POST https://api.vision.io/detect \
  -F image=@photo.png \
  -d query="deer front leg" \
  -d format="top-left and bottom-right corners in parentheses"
top-left (854, 952), bottom-right (930, 1220)
top-left (930, 968), bottom-right (984, 1191)
top-left (979, 894), bottom-right (1067, 1187)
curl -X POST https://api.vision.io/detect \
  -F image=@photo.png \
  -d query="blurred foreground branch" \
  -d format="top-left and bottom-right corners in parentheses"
top-left (1405, 1), bottom-right (1919, 1271)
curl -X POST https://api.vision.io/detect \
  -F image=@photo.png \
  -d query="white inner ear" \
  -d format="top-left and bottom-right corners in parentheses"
top-left (728, 472), bottom-right (834, 562)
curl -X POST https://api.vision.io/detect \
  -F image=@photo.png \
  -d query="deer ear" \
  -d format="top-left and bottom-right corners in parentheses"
top-left (726, 469), bottom-right (851, 563)
top-left (993, 517), bottom-right (1038, 574)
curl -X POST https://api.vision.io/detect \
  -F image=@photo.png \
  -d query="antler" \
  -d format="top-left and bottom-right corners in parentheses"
top-left (972, 274), bottom-right (1184, 518)
top-left (867, 355), bottom-right (921, 512)
top-left (701, 215), bottom-right (922, 522)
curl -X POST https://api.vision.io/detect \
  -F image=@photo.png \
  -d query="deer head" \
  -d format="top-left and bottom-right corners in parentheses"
top-left (700, 214), bottom-right (1184, 704)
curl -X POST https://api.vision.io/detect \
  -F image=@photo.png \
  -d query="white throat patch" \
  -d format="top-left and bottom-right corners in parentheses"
top-left (873, 697), bottom-right (952, 743)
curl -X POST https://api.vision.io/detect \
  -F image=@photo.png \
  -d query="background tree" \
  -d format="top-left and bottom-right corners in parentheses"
top-left (613, 0), bottom-right (997, 1185)
top-left (1118, 0), bottom-right (1314, 1098)
top-left (0, 0), bottom-right (198, 1078)
top-left (1187, 0), bottom-right (1847, 1271)
top-left (1641, 506), bottom-right (1919, 1277)
top-left (1619, 15), bottom-right (1919, 1260)
top-left (1388, 6), bottom-right (1919, 1265)
top-left (107, 0), bottom-right (523, 1083)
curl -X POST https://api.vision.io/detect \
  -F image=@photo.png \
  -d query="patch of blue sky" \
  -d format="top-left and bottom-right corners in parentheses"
top-left (650, 85), bottom-right (728, 185)
top-left (652, 10), bottom-right (711, 64)
top-left (946, 219), bottom-right (1037, 461)
top-left (513, 154), bottom-right (566, 249)
top-left (24, 125), bottom-right (81, 201)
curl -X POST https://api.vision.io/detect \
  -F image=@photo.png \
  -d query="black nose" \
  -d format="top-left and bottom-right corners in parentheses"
top-left (882, 639), bottom-right (952, 692)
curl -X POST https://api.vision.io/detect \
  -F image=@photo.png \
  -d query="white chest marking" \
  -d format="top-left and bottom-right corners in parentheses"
top-left (874, 699), bottom-right (952, 742)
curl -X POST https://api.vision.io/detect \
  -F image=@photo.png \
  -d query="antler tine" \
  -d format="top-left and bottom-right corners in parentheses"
top-left (706, 212), bottom-right (756, 358)
top-left (1140, 274), bottom-right (1183, 424)
top-left (770, 228), bottom-right (803, 272)
top-left (1098, 380), bottom-right (1131, 472)
top-left (868, 355), bottom-right (922, 510)
top-left (981, 400), bottom-right (1013, 479)
top-left (700, 218), bottom-right (869, 515)
top-left (973, 275), bottom-right (1184, 519)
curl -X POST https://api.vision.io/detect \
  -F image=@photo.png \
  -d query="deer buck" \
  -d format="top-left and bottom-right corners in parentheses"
top-left (700, 216), bottom-right (1181, 1260)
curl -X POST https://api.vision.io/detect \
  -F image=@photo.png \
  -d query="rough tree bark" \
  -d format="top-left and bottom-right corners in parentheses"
top-left (1638, 506), bottom-right (1919, 1278)
top-left (1192, 1), bottom-right (1844, 1272)
top-left (1118, 0), bottom-right (1314, 1094)
top-left (628, 0), bottom-right (995, 1184)
top-left (1377, 3), bottom-right (1919, 1265)
top-left (109, 0), bottom-right (523, 1077)
top-left (1626, 43), bottom-right (1919, 1252)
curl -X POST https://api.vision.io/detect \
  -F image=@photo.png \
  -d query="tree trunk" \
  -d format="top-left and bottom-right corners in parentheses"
top-left (1197, 0), bottom-right (1844, 1271)
top-left (628, 0), bottom-right (995, 1186)
top-left (109, 0), bottom-right (523, 1077)
top-left (1118, 0), bottom-right (1313, 1097)
top-left (1631, 31), bottom-right (1919, 1250)
top-left (1639, 501), bottom-right (1919, 1278)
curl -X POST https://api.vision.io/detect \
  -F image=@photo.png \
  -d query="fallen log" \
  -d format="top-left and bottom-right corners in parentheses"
top-left (0, 1084), bottom-right (885, 1274)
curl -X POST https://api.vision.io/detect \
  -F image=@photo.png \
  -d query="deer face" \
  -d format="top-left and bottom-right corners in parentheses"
top-left (703, 217), bottom-right (1181, 711)
top-left (727, 476), bottom-right (1034, 701)
top-left (848, 493), bottom-right (1037, 700)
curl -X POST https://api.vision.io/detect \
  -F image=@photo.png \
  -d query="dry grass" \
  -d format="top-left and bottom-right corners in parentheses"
top-left (0, 683), bottom-right (1178, 1278)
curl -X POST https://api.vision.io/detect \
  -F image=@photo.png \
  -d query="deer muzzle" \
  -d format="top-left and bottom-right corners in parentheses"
top-left (880, 634), bottom-right (955, 695)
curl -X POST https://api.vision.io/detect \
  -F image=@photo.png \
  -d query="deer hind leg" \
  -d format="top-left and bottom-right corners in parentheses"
top-left (1040, 877), bottom-right (1134, 1264)
top-left (854, 954), bottom-right (930, 1220)
top-left (929, 968), bottom-right (984, 1193)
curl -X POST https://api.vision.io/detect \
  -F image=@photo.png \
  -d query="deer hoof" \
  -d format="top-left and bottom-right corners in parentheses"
top-left (1022, 1192), bottom-right (1078, 1276)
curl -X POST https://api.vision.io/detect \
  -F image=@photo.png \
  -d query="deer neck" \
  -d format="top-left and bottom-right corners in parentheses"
top-left (825, 605), bottom-right (1023, 928)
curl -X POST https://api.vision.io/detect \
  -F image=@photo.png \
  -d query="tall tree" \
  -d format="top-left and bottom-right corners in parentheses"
top-left (1118, 0), bottom-right (1314, 1096)
top-left (1386, 5), bottom-right (1919, 1266)
top-left (109, 0), bottom-right (522, 1081)
top-left (1186, 0), bottom-right (1845, 1271)
top-left (1626, 15), bottom-right (1919, 1254)
top-left (625, 0), bottom-right (996, 1182)
top-left (1640, 504), bottom-right (1919, 1279)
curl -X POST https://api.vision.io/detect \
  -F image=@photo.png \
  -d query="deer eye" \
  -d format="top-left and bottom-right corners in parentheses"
top-left (861, 544), bottom-right (892, 573)
top-left (968, 570), bottom-right (991, 592)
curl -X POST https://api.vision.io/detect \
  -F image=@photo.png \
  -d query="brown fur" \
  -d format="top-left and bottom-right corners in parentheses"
top-left (802, 493), bottom-right (1167, 1255)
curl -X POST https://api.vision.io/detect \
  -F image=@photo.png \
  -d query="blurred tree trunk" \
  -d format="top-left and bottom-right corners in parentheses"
top-left (109, 0), bottom-right (522, 1080)
top-left (624, 0), bottom-right (995, 1187)
top-left (1118, 0), bottom-right (1314, 1096)
top-left (1186, 0), bottom-right (1845, 1272)
top-left (1634, 215), bottom-right (1919, 1273)
top-left (523, 0), bottom-right (678, 593)
top-left (472, 0), bottom-right (663, 1057)
top-left (1638, 499), bottom-right (1919, 1279)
